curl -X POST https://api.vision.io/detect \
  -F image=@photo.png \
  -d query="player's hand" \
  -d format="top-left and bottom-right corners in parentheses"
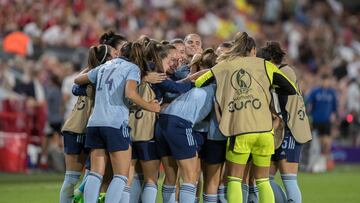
top-left (86, 85), bottom-right (95, 98)
top-left (187, 69), bottom-right (209, 82)
top-left (195, 46), bottom-right (203, 54)
top-left (149, 99), bottom-right (161, 113)
top-left (272, 113), bottom-right (281, 129)
top-left (144, 72), bottom-right (167, 84)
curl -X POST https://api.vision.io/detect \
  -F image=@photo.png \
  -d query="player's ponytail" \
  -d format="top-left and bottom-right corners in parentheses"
top-left (218, 32), bottom-right (255, 62)
top-left (144, 40), bottom-right (169, 73)
top-left (87, 44), bottom-right (112, 69)
top-left (121, 41), bottom-right (148, 78)
top-left (99, 31), bottom-right (127, 49)
top-left (130, 42), bottom-right (148, 77)
top-left (189, 48), bottom-right (217, 73)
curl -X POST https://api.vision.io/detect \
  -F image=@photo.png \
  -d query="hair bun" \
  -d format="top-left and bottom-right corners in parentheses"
top-left (100, 31), bottom-right (115, 43)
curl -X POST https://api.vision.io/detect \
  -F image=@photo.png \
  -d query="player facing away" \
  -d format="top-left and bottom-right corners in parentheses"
top-left (257, 42), bottom-right (312, 203)
top-left (195, 32), bottom-right (298, 203)
top-left (74, 45), bottom-right (160, 203)
top-left (59, 44), bottom-right (117, 203)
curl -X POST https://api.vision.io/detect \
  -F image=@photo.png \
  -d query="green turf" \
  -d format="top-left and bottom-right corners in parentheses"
top-left (1, 165), bottom-right (360, 203)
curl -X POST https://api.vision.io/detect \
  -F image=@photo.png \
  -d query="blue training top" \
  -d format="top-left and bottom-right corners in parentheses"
top-left (152, 78), bottom-right (193, 104)
top-left (306, 87), bottom-right (337, 124)
top-left (161, 84), bottom-right (215, 125)
top-left (87, 58), bottom-right (141, 128)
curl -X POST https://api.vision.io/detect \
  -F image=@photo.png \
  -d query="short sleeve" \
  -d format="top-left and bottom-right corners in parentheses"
top-left (61, 76), bottom-right (73, 95)
top-left (87, 68), bottom-right (99, 84)
top-left (126, 65), bottom-right (141, 84)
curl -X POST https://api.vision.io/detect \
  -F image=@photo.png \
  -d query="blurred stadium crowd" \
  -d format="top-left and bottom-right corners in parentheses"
top-left (0, 0), bottom-right (359, 171)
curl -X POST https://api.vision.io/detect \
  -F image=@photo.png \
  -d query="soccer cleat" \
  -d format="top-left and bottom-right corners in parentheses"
top-left (73, 189), bottom-right (84, 203)
top-left (98, 193), bottom-right (106, 203)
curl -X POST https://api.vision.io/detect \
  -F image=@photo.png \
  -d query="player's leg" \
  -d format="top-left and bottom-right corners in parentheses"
top-left (129, 146), bottom-right (142, 203)
top-left (269, 149), bottom-right (287, 203)
top-left (83, 127), bottom-right (108, 203)
top-left (202, 139), bottom-right (227, 203)
top-left (218, 163), bottom-right (227, 203)
top-left (98, 159), bottom-right (112, 203)
top-left (120, 159), bottom-right (137, 203)
top-left (251, 132), bottom-right (275, 203)
top-left (279, 161), bottom-right (300, 203)
top-left (60, 132), bottom-right (87, 203)
top-left (203, 162), bottom-right (222, 203)
top-left (140, 159), bottom-right (161, 203)
top-left (242, 162), bottom-right (251, 203)
top-left (104, 126), bottom-right (132, 203)
top-left (161, 156), bottom-right (178, 203)
top-left (177, 155), bottom-right (199, 203)
top-left (84, 148), bottom-right (107, 203)
top-left (278, 133), bottom-right (303, 203)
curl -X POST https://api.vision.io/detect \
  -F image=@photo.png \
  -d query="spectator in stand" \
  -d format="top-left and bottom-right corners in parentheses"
top-left (3, 26), bottom-right (33, 57)
top-left (0, 59), bottom-right (15, 91)
top-left (13, 63), bottom-right (47, 166)
top-left (45, 74), bottom-right (64, 170)
top-left (62, 63), bottom-right (80, 120)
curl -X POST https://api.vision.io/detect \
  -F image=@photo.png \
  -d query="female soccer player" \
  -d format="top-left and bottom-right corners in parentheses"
top-left (157, 83), bottom-right (216, 203)
top-left (59, 44), bottom-right (117, 203)
top-left (187, 48), bottom-right (229, 203)
top-left (74, 42), bottom-right (160, 203)
top-left (195, 32), bottom-right (298, 203)
top-left (257, 42), bottom-right (312, 203)
top-left (130, 40), bottom-right (193, 203)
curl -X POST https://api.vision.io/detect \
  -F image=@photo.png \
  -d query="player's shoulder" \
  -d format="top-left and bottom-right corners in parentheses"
top-left (280, 64), bottom-right (297, 82)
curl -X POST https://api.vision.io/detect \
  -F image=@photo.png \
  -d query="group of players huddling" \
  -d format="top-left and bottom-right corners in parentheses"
top-left (59, 30), bottom-right (312, 203)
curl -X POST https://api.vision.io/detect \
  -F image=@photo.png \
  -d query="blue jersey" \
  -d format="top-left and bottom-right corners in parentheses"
top-left (174, 65), bottom-right (190, 80)
top-left (161, 84), bottom-right (215, 125)
top-left (306, 87), bottom-right (337, 124)
top-left (208, 110), bottom-right (227, 141)
top-left (152, 78), bottom-right (193, 103)
top-left (87, 58), bottom-right (141, 128)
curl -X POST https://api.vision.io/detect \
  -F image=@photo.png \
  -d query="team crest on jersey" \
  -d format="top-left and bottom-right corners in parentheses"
top-left (231, 68), bottom-right (252, 94)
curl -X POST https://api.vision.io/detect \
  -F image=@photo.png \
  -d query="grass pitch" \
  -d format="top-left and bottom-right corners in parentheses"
top-left (1, 164), bottom-right (359, 203)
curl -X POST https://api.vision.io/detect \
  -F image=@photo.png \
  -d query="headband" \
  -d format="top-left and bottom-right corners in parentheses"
top-left (100, 45), bottom-right (108, 64)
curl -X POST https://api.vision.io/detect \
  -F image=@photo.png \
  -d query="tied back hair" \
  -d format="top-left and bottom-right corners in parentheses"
top-left (144, 40), bottom-right (169, 73)
top-left (88, 44), bottom-right (111, 69)
top-left (190, 48), bottom-right (217, 73)
top-left (217, 32), bottom-right (256, 62)
top-left (99, 31), bottom-right (127, 48)
top-left (122, 42), bottom-right (148, 78)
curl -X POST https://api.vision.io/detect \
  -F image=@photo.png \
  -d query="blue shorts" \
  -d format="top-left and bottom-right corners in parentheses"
top-left (272, 129), bottom-right (302, 163)
top-left (155, 114), bottom-right (197, 160)
top-left (133, 139), bottom-right (160, 161)
top-left (200, 138), bottom-right (227, 164)
top-left (85, 156), bottom-right (91, 170)
top-left (132, 145), bottom-right (138, 160)
top-left (62, 131), bottom-right (88, 154)
top-left (86, 125), bottom-right (131, 152)
top-left (194, 131), bottom-right (206, 155)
